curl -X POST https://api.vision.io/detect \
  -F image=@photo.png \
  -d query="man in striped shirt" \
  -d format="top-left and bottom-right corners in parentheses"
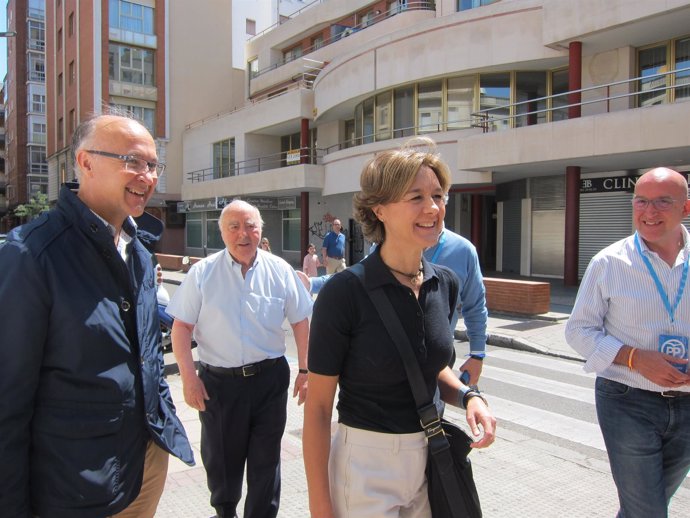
top-left (566, 167), bottom-right (690, 518)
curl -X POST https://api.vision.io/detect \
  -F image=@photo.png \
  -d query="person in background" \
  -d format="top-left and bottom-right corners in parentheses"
top-left (565, 167), bottom-right (690, 518)
top-left (303, 243), bottom-right (321, 277)
top-left (0, 113), bottom-right (194, 518)
top-left (424, 225), bottom-right (488, 383)
top-left (260, 237), bottom-right (272, 253)
top-left (303, 138), bottom-right (495, 518)
top-left (167, 200), bottom-right (312, 518)
top-left (321, 218), bottom-right (346, 274)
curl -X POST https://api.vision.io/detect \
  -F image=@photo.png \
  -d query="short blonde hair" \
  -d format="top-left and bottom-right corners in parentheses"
top-left (353, 137), bottom-right (450, 244)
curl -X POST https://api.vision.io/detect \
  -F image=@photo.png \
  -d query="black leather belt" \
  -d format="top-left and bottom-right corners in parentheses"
top-left (660, 391), bottom-right (690, 398)
top-left (200, 357), bottom-right (279, 377)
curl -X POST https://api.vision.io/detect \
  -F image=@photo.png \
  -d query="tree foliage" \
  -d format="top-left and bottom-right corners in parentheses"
top-left (13, 193), bottom-right (50, 220)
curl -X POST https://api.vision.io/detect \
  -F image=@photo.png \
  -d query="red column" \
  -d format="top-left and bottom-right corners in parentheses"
top-left (301, 191), bottom-right (309, 260)
top-left (564, 166), bottom-right (580, 286)
top-left (300, 118), bottom-right (309, 164)
top-left (471, 194), bottom-right (483, 262)
top-left (568, 41), bottom-right (582, 119)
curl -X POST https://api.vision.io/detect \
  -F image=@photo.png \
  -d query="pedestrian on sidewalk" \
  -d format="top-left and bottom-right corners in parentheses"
top-left (303, 242), bottom-right (321, 277)
top-left (303, 138), bottom-right (495, 518)
top-left (424, 225), bottom-right (488, 384)
top-left (0, 114), bottom-right (194, 518)
top-left (166, 200), bottom-right (312, 518)
top-left (566, 167), bottom-right (690, 518)
top-left (321, 218), bottom-right (346, 273)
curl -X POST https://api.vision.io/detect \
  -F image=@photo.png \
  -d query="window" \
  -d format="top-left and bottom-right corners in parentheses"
top-left (57, 27), bottom-right (62, 51)
top-left (109, 0), bottom-right (155, 35)
top-left (57, 117), bottom-right (63, 143)
top-left (550, 68), bottom-right (569, 121)
top-left (282, 208), bottom-right (301, 252)
top-left (186, 212), bottom-right (202, 248)
top-left (362, 98), bottom-right (374, 144)
top-left (31, 122), bottom-right (46, 144)
top-left (344, 119), bottom-right (356, 148)
top-left (284, 45), bottom-right (302, 63)
top-left (515, 72), bottom-right (547, 127)
top-left (68, 12), bottom-right (74, 36)
top-left (69, 109), bottom-right (76, 135)
top-left (479, 73), bottom-right (511, 131)
top-left (213, 139), bottom-right (235, 178)
top-left (248, 57), bottom-right (259, 79)
top-left (69, 60), bottom-right (75, 84)
top-left (393, 86), bottom-right (414, 137)
top-left (447, 76), bottom-right (475, 129)
top-left (206, 211), bottom-right (223, 250)
top-left (458, 0), bottom-right (500, 11)
top-left (388, 0), bottom-right (408, 14)
top-left (57, 73), bottom-right (63, 95)
top-left (246, 18), bottom-right (256, 36)
top-left (312, 34), bottom-right (324, 50)
top-left (639, 45), bottom-right (668, 107)
top-left (674, 37), bottom-right (690, 102)
top-left (28, 146), bottom-right (47, 174)
top-left (28, 53), bottom-right (45, 81)
top-left (28, 20), bottom-right (45, 50)
top-left (109, 43), bottom-right (155, 85)
top-left (31, 93), bottom-right (46, 113)
top-left (109, 103), bottom-right (155, 134)
top-left (375, 91), bottom-right (392, 141)
top-left (417, 80), bottom-right (443, 133)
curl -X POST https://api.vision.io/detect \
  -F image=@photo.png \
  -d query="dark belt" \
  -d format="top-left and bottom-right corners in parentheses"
top-left (660, 391), bottom-right (690, 398)
top-left (328, 255), bottom-right (343, 260)
top-left (200, 357), bottom-right (279, 377)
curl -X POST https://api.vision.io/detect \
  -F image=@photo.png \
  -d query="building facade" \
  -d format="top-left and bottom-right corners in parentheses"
top-left (3, 0), bottom-right (47, 231)
top-left (179, 0), bottom-right (690, 281)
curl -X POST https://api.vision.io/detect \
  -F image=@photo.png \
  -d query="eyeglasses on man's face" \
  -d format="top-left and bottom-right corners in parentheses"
top-left (631, 196), bottom-right (686, 212)
top-left (86, 150), bottom-right (165, 176)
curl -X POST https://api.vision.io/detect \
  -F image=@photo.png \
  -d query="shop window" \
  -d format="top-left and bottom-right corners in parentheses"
top-left (186, 213), bottom-right (202, 248)
top-left (282, 208), bottom-right (301, 252)
top-left (206, 211), bottom-right (223, 250)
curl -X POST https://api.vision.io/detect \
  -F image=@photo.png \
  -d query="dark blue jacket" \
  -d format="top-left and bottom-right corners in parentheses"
top-left (0, 186), bottom-right (194, 518)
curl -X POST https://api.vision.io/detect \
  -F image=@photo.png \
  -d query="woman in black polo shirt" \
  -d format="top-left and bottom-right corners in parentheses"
top-left (303, 138), bottom-right (496, 518)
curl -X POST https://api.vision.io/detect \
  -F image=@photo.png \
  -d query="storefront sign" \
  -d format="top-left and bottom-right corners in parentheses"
top-left (177, 198), bottom-right (218, 213)
top-left (581, 172), bottom-right (688, 194)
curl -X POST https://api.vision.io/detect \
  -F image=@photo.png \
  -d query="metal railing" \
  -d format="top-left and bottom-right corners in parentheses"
top-left (250, 1), bottom-right (436, 80)
top-left (187, 147), bottom-right (321, 183)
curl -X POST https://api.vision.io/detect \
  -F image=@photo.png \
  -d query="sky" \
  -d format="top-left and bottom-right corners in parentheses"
top-left (0, 8), bottom-right (7, 82)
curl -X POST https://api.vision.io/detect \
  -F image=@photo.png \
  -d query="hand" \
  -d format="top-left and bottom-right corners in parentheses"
top-left (295, 270), bottom-right (311, 292)
top-left (293, 372), bottom-right (308, 405)
top-left (633, 349), bottom-right (690, 388)
top-left (182, 373), bottom-right (210, 411)
top-left (465, 396), bottom-right (496, 449)
top-left (458, 357), bottom-right (483, 385)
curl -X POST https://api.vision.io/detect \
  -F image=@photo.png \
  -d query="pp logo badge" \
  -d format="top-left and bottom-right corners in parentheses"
top-left (659, 335), bottom-right (689, 373)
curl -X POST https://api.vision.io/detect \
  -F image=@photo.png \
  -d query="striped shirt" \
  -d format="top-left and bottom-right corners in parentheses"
top-left (565, 227), bottom-right (690, 393)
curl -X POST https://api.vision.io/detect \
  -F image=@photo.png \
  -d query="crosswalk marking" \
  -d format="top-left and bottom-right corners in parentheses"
top-left (482, 365), bottom-right (595, 404)
top-left (488, 348), bottom-right (593, 377)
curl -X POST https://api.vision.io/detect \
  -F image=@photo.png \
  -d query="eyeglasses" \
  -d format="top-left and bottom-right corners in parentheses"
top-left (631, 196), bottom-right (685, 212)
top-left (86, 150), bottom-right (165, 176)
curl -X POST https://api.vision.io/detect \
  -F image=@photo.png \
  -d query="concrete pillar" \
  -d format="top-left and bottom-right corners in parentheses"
top-left (568, 41), bottom-right (582, 119)
top-left (564, 166), bottom-right (580, 286)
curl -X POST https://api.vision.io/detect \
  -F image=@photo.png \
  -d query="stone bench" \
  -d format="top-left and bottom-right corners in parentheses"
top-left (483, 277), bottom-right (550, 315)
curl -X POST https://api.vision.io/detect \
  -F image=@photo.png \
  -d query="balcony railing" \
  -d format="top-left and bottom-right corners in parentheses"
top-left (251, 1), bottom-right (436, 80)
top-left (187, 148), bottom-right (320, 183)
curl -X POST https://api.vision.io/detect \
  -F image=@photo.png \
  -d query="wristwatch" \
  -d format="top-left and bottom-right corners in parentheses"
top-left (469, 354), bottom-right (485, 361)
top-left (460, 385), bottom-right (487, 409)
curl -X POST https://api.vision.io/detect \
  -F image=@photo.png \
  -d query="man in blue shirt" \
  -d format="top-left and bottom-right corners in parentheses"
top-left (167, 200), bottom-right (312, 518)
top-left (321, 218), bottom-right (346, 274)
top-left (424, 226), bottom-right (488, 384)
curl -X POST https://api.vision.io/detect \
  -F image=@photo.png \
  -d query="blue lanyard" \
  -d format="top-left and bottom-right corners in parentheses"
top-left (430, 231), bottom-right (447, 263)
top-left (634, 233), bottom-right (688, 323)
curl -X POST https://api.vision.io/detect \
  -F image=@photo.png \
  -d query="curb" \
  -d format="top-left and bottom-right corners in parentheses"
top-left (455, 329), bottom-right (584, 363)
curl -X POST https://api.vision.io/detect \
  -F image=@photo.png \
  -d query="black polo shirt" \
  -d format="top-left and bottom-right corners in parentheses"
top-left (308, 247), bottom-right (459, 433)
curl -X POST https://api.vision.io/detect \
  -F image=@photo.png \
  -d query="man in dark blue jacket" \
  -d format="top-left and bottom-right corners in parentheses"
top-left (0, 114), bottom-right (194, 518)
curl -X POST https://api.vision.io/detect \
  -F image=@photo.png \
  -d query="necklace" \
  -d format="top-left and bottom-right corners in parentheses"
top-left (386, 262), bottom-right (424, 284)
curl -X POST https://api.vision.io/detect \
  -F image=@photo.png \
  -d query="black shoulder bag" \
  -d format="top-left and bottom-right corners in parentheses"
top-left (351, 263), bottom-right (482, 518)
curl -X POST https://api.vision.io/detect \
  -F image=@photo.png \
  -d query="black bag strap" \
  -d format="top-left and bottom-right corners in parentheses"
top-left (350, 262), bottom-right (468, 515)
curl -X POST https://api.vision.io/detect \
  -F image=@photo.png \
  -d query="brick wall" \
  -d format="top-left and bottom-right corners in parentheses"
top-left (483, 278), bottom-right (550, 315)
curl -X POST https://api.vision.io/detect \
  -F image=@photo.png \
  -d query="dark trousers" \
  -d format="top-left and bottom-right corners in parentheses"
top-left (199, 357), bottom-right (289, 518)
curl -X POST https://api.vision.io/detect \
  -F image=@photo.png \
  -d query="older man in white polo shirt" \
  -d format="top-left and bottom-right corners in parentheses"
top-left (167, 199), bottom-right (312, 518)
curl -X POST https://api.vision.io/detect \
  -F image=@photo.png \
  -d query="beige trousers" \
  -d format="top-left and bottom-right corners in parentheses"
top-left (329, 424), bottom-right (431, 518)
top-left (326, 256), bottom-right (347, 274)
top-left (112, 441), bottom-right (169, 518)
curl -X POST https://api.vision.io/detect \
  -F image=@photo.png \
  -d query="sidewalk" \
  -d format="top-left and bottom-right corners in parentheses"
top-left (155, 270), bottom-right (618, 517)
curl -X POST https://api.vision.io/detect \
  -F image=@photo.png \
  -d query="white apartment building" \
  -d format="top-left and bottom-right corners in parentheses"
top-left (179, 0), bottom-right (690, 282)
